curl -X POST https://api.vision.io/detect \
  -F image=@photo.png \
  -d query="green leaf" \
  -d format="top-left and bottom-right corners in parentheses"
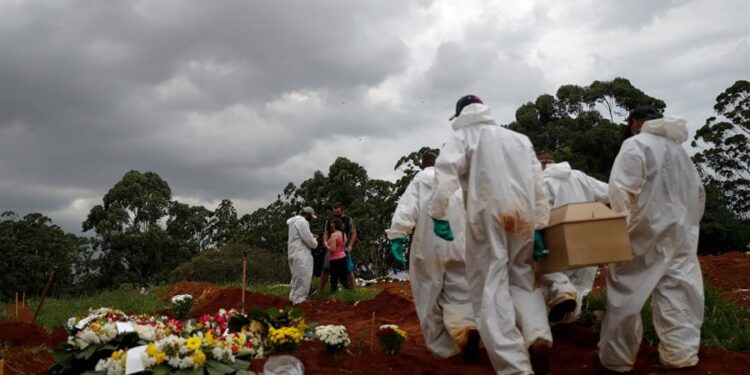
top-left (230, 359), bottom-right (251, 370)
top-left (206, 359), bottom-right (235, 375)
top-left (152, 365), bottom-right (171, 375)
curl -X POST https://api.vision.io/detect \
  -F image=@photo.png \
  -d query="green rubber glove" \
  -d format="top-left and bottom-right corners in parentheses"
top-left (533, 230), bottom-right (550, 260)
top-left (432, 218), bottom-right (454, 241)
top-left (389, 237), bottom-right (408, 265)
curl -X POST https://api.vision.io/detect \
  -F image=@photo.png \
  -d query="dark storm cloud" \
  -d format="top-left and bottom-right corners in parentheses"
top-left (0, 0), bottom-right (416, 232)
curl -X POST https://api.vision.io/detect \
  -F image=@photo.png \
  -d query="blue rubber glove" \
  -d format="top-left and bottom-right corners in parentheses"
top-left (533, 230), bottom-right (550, 261)
top-left (432, 218), bottom-right (454, 241)
top-left (389, 237), bottom-right (408, 265)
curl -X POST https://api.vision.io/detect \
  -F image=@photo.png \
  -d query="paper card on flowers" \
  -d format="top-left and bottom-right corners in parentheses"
top-left (116, 322), bottom-right (135, 334)
top-left (125, 345), bottom-right (147, 374)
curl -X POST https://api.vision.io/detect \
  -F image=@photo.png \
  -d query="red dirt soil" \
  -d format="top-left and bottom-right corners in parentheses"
top-left (593, 251), bottom-right (750, 306)
top-left (2, 252), bottom-right (749, 374)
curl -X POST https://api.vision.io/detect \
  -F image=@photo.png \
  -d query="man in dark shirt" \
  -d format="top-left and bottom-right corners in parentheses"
top-left (319, 202), bottom-right (357, 293)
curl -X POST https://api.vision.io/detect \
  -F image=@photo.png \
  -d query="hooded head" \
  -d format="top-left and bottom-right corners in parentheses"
top-left (449, 95), bottom-right (484, 121)
top-left (641, 117), bottom-right (689, 144)
top-left (623, 106), bottom-right (662, 141)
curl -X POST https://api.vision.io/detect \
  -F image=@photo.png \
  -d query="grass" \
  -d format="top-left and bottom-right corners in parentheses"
top-left (235, 277), bottom-right (383, 304)
top-left (10, 278), bottom-right (384, 331)
top-left (579, 282), bottom-right (750, 352)
top-left (21, 285), bottom-right (167, 330)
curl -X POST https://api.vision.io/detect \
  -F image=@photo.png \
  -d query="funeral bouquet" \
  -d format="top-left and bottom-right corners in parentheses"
top-left (376, 324), bottom-right (408, 355)
top-left (170, 294), bottom-right (194, 320)
top-left (52, 307), bottom-right (265, 375)
top-left (314, 324), bottom-right (350, 353)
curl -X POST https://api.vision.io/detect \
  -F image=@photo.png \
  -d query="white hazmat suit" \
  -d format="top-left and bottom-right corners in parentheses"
top-left (286, 215), bottom-right (318, 305)
top-left (539, 162), bottom-right (609, 323)
top-left (429, 103), bottom-right (551, 374)
top-left (598, 117), bottom-right (705, 372)
top-left (386, 166), bottom-right (475, 358)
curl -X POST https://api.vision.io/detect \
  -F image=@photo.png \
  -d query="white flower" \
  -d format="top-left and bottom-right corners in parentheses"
top-left (141, 351), bottom-right (156, 367)
top-left (135, 324), bottom-right (156, 341)
top-left (315, 325), bottom-right (350, 348)
top-left (66, 317), bottom-right (77, 330)
top-left (211, 346), bottom-right (224, 360)
top-left (179, 356), bottom-right (193, 369)
top-left (168, 357), bottom-right (181, 367)
top-left (171, 294), bottom-right (193, 304)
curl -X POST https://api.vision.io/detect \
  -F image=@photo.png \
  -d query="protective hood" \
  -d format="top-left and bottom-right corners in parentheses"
top-left (641, 117), bottom-right (688, 144)
top-left (287, 215), bottom-right (304, 226)
top-left (543, 162), bottom-right (572, 179)
top-left (451, 103), bottom-right (498, 130)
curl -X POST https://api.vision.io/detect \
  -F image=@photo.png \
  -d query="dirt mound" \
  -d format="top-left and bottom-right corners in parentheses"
top-left (163, 280), bottom-right (221, 304)
top-left (0, 321), bottom-right (56, 375)
top-left (191, 288), bottom-right (287, 317)
top-left (594, 252), bottom-right (750, 305)
top-left (700, 252), bottom-right (750, 305)
top-left (4, 347), bottom-right (54, 375)
top-left (0, 321), bottom-right (49, 347)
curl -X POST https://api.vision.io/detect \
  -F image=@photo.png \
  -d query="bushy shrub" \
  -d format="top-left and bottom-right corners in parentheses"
top-left (171, 244), bottom-right (291, 285)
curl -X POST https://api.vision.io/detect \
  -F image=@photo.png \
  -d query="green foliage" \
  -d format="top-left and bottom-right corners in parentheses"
top-left (171, 244), bottom-right (290, 285)
top-left (80, 170), bottom-right (230, 290)
top-left (692, 80), bottom-right (750, 219)
top-left (507, 77), bottom-right (665, 180)
top-left (579, 282), bottom-right (750, 352)
top-left (27, 285), bottom-right (165, 329)
top-left (701, 281), bottom-right (750, 351)
top-left (697, 184), bottom-right (750, 254)
top-left (0, 211), bottom-right (82, 301)
top-left (239, 156), bottom-right (416, 277)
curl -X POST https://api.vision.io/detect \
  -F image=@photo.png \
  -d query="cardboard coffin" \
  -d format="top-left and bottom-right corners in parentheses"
top-left (534, 202), bottom-right (633, 274)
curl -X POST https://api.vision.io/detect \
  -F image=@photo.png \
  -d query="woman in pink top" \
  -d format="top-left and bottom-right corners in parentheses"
top-left (327, 218), bottom-right (350, 292)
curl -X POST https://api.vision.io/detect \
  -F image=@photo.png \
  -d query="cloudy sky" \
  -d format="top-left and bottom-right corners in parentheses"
top-left (1, 0), bottom-right (747, 234)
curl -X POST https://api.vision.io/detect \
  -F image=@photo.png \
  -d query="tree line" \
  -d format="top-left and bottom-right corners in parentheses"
top-left (1, 78), bottom-right (747, 301)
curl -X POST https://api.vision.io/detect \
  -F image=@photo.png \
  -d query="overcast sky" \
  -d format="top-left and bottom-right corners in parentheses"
top-left (1, 0), bottom-right (748, 234)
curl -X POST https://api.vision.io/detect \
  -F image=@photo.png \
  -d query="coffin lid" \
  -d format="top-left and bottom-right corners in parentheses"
top-left (546, 202), bottom-right (625, 227)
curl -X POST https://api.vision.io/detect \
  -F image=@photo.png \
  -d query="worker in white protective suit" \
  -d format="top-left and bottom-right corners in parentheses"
top-left (429, 95), bottom-right (552, 375)
top-left (286, 207), bottom-right (319, 305)
top-left (386, 152), bottom-right (480, 361)
top-left (598, 108), bottom-right (705, 373)
top-left (536, 154), bottom-right (609, 323)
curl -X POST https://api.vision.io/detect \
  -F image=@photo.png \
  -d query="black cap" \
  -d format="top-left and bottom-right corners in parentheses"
top-left (449, 95), bottom-right (483, 121)
top-left (626, 106), bottom-right (661, 122)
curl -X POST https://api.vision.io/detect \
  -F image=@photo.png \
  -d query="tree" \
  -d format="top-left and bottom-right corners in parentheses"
top-left (0, 211), bottom-right (81, 300)
top-left (206, 199), bottom-right (243, 247)
top-left (692, 80), bottom-right (750, 219)
top-left (507, 77), bottom-right (665, 181)
top-left (82, 170), bottom-right (194, 287)
top-left (166, 201), bottom-right (212, 253)
top-left (392, 146), bottom-right (440, 197)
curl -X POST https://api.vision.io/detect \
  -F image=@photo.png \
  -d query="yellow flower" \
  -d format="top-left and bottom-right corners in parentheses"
top-left (204, 331), bottom-right (215, 345)
top-left (89, 322), bottom-right (100, 332)
top-left (234, 334), bottom-right (246, 346)
top-left (154, 351), bottom-right (166, 364)
top-left (146, 343), bottom-right (158, 356)
top-left (186, 336), bottom-right (202, 351)
top-left (191, 350), bottom-right (206, 366)
top-left (111, 350), bottom-right (122, 360)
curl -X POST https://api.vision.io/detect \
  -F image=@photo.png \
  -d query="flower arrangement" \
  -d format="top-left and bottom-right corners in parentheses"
top-left (170, 294), bottom-right (194, 320)
top-left (52, 307), bottom-right (265, 375)
top-left (267, 325), bottom-right (305, 353)
top-left (376, 324), bottom-right (407, 355)
top-left (93, 349), bottom-right (126, 375)
top-left (314, 325), bottom-right (350, 353)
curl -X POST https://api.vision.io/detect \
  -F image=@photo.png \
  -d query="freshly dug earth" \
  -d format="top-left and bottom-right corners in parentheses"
top-left (593, 251), bottom-right (750, 306)
top-left (0, 321), bottom-right (66, 375)
top-left (2, 252), bottom-right (749, 374)
top-left (699, 252), bottom-right (750, 306)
